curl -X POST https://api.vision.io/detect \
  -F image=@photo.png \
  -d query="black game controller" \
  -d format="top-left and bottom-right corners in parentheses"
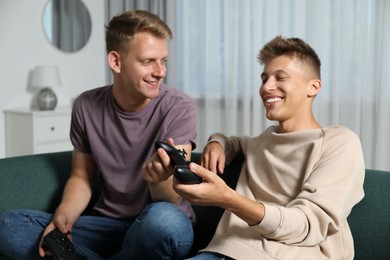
top-left (155, 141), bottom-right (202, 184)
top-left (43, 228), bottom-right (87, 260)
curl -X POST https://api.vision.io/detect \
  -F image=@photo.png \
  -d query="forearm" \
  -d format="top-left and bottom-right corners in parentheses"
top-left (221, 188), bottom-right (265, 226)
top-left (55, 175), bottom-right (93, 224)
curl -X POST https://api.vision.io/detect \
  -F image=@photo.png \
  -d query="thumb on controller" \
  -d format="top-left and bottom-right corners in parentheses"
top-left (189, 162), bottom-right (214, 181)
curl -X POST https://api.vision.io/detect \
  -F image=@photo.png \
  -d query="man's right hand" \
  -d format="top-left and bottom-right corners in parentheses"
top-left (201, 141), bottom-right (225, 174)
top-left (38, 214), bottom-right (73, 257)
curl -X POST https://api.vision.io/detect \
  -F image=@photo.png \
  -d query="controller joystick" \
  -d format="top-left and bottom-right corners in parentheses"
top-left (155, 141), bottom-right (202, 184)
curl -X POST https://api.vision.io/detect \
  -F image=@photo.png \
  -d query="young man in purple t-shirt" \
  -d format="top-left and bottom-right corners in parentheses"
top-left (0, 10), bottom-right (196, 260)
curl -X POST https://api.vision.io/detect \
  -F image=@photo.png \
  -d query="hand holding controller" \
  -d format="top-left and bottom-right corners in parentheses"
top-left (155, 141), bottom-right (202, 184)
top-left (43, 228), bottom-right (87, 260)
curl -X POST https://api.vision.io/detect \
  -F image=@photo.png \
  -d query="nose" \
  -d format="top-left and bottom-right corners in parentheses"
top-left (262, 77), bottom-right (277, 91)
top-left (259, 78), bottom-right (276, 97)
top-left (152, 62), bottom-right (166, 78)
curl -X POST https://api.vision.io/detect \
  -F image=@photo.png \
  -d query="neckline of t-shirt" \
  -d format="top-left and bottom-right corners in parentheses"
top-left (109, 85), bottom-right (160, 118)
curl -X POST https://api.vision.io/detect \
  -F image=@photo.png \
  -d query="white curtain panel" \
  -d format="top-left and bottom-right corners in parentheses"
top-left (174, 0), bottom-right (390, 171)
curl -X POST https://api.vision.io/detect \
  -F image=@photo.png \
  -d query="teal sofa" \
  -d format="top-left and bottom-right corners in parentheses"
top-left (0, 151), bottom-right (389, 259)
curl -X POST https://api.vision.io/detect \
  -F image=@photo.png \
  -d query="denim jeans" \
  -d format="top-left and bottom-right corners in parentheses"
top-left (187, 252), bottom-right (235, 260)
top-left (0, 201), bottom-right (194, 260)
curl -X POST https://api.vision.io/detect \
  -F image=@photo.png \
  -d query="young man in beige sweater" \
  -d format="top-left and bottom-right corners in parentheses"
top-left (168, 36), bottom-right (365, 259)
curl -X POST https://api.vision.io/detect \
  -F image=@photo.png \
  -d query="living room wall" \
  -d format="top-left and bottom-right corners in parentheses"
top-left (0, 0), bottom-right (106, 158)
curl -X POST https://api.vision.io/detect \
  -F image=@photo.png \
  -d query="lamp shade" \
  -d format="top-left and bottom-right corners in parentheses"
top-left (31, 65), bottom-right (61, 87)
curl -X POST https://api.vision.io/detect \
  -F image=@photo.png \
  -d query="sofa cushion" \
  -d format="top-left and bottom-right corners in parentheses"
top-left (347, 169), bottom-right (390, 259)
top-left (0, 152), bottom-right (72, 214)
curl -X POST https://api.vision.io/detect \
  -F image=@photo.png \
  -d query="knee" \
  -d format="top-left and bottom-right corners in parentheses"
top-left (0, 210), bottom-right (49, 258)
top-left (140, 202), bottom-right (193, 232)
top-left (0, 210), bottom-right (27, 252)
top-left (0, 209), bottom-right (49, 240)
top-left (127, 202), bottom-right (194, 258)
top-left (142, 202), bottom-right (191, 226)
top-left (1, 210), bottom-right (29, 238)
top-left (0, 210), bottom-right (24, 233)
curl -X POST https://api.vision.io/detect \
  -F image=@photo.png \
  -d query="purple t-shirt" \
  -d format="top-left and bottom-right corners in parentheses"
top-left (70, 84), bottom-right (197, 220)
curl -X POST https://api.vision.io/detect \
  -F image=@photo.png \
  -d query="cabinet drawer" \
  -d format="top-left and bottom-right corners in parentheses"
top-left (34, 115), bottom-right (71, 143)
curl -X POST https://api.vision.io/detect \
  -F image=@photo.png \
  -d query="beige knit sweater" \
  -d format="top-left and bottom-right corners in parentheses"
top-left (201, 125), bottom-right (365, 260)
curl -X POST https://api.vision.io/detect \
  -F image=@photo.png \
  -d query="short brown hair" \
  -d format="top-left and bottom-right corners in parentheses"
top-left (258, 36), bottom-right (321, 79)
top-left (105, 10), bottom-right (173, 54)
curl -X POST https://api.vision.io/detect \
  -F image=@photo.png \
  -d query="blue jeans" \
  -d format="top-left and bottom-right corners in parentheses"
top-left (0, 201), bottom-right (193, 260)
top-left (186, 252), bottom-right (235, 260)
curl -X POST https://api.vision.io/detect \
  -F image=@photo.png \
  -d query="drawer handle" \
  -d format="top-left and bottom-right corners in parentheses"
top-left (50, 126), bottom-right (55, 131)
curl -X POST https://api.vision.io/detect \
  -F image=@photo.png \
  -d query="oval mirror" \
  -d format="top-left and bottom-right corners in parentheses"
top-left (43, 0), bottom-right (92, 53)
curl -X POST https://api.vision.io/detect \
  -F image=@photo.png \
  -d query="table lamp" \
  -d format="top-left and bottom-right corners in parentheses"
top-left (31, 65), bottom-right (61, 110)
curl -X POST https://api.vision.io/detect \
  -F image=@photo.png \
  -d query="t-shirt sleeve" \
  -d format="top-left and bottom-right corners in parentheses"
top-left (161, 95), bottom-right (197, 150)
top-left (70, 94), bottom-right (91, 153)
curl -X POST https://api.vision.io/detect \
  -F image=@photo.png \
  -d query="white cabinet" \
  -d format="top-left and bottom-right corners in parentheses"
top-left (4, 107), bottom-right (73, 157)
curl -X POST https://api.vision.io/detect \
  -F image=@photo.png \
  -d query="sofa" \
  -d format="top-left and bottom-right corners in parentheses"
top-left (0, 151), bottom-right (389, 259)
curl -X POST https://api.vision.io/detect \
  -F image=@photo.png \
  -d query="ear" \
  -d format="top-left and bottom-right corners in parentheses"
top-left (307, 79), bottom-right (322, 97)
top-left (107, 51), bottom-right (121, 74)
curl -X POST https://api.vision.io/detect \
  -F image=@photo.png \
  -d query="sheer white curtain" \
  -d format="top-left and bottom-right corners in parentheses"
top-left (174, 0), bottom-right (390, 171)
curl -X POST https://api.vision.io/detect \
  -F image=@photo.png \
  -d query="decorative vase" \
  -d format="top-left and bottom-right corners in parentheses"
top-left (38, 87), bottom-right (57, 110)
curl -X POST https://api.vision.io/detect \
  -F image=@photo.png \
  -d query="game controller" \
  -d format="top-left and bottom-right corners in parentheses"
top-left (155, 141), bottom-right (202, 184)
top-left (43, 228), bottom-right (87, 260)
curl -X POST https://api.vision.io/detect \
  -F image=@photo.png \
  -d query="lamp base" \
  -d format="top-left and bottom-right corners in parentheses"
top-left (38, 87), bottom-right (57, 110)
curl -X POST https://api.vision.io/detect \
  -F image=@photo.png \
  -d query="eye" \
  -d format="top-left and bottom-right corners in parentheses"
top-left (140, 59), bottom-right (152, 65)
top-left (275, 72), bottom-right (288, 81)
top-left (261, 76), bottom-right (268, 85)
top-left (276, 76), bottom-right (286, 81)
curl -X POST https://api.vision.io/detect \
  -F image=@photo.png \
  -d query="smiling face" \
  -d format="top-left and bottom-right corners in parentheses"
top-left (259, 55), bottom-right (321, 131)
top-left (109, 32), bottom-right (168, 112)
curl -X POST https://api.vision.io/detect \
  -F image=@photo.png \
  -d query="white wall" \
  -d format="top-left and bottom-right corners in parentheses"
top-left (0, 0), bottom-right (106, 158)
